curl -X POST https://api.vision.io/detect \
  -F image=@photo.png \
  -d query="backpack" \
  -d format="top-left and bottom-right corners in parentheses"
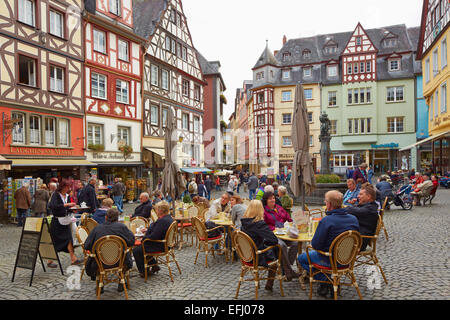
top-left (188, 182), bottom-right (195, 193)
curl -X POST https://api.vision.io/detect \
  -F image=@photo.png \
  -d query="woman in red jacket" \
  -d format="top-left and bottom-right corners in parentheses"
top-left (262, 192), bottom-right (298, 281)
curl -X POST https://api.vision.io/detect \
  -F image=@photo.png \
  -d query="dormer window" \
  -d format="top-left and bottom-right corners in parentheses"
top-left (383, 37), bottom-right (398, 48)
top-left (282, 52), bottom-right (291, 61)
top-left (327, 65), bottom-right (338, 77)
top-left (302, 49), bottom-right (311, 59)
top-left (282, 69), bottom-right (291, 79)
top-left (388, 58), bottom-right (401, 72)
top-left (256, 72), bottom-right (264, 80)
top-left (324, 45), bottom-right (337, 54)
top-left (303, 67), bottom-right (312, 77)
top-left (109, 0), bottom-right (121, 16)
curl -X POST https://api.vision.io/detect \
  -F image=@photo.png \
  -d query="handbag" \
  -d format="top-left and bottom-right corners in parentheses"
top-left (287, 226), bottom-right (299, 238)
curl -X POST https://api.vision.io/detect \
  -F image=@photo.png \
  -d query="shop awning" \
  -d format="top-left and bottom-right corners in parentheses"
top-left (11, 159), bottom-right (95, 167)
top-left (399, 130), bottom-right (450, 152)
top-left (144, 147), bottom-right (165, 158)
top-left (0, 155), bottom-right (12, 170)
top-left (181, 167), bottom-right (212, 174)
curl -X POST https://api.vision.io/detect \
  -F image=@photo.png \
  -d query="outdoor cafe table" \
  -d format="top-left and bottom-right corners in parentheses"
top-left (174, 215), bottom-right (192, 250)
top-left (210, 218), bottom-right (234, 262)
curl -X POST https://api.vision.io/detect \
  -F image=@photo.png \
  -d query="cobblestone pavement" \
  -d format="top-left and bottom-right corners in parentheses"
top-left (0, 189), bottom-right (448, 300)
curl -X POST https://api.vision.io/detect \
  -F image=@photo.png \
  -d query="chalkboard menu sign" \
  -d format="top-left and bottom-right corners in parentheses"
top-left (12, 218), bottom-right (63, 286)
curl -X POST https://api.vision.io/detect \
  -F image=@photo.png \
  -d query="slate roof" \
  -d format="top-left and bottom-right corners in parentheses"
top-left (197, 51), bottom-right (221, 75)
top-left (132, 0), bottom-right (168, 39)
top-left (253, 42), bottom-right (280, 69)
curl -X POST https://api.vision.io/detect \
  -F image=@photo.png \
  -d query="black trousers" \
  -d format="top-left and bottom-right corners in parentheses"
top-left (132, 247), bottom-right (156, 274)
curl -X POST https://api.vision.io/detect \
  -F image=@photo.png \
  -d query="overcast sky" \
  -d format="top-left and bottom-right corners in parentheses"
top-left (183, 0), bottom-right (424, 121)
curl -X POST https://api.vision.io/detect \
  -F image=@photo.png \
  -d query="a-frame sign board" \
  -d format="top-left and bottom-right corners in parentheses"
top-left (12, 217), bottom-right (64, 286)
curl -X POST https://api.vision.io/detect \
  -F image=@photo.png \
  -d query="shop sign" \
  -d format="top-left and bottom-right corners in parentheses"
top-left (371, 143), bottom-right (399, 149)
top-left (9, 146), bottom-right (74, 156)
top-left (279, 154), bottom-right (294, 160)
top-left (92, 152), bottom-right (135, 160)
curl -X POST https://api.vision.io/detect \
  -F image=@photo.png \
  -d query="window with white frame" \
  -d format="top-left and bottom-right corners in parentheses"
top-left (116, 80), bottom-right (129, 104)
top-left (151, 105), bottom-right (159, 126)
top-left (165, 36), bottom-right (171, 51)
top-left (388, 58), bottom-right (401, 71)
top-left (360, 62), bottom-right (365, 73)
top-left (309, 135), bottom-right (313, 146)
top-left (387, 117), bottom-right (404, 133)
top-left (257, 93), bottom-right (264, 104)
top-left (302, 50), bottom-right (311, 59)
top-left (182, 113), bottom-right (189, 130)
top-left (50, 65), bottom-right (64, 93)
top-left (118, 39), bottom-right (129, 61)
top-left (433, 49), bottom-right (439, 76)
top-left (435, 91), bottom-right (439, 118)
top-left (194, 85), bottom-right (201, 101)
top-left (151, 65), bottom-right (159, 87)
top-left (12, 112), bottom-right (25, 144)
top-left (93, 29), bottom-right (106, 54)
top-left (29, 115), bottom-right (40, 145)
top-left (333, 154), bottom-right (354, 168)
top-left (330, 120), bottom-right (337, 135)
top-left (430, 93), bottom-right (434, 121)
top-left (161, 69), bottom-right (169, 90)
top-left (281, 91), bottom-right (292, 101)
top-left (18, 55), bottom-right (36, 87)
top-left (387, 86), bottom-right (404, 102)
top-left (441, 82), bottom-right (447, 114)
top-left (442, 38), bottom-right (447, 69)
top-left (109, 0), bottom-right (121, 16)
top-left (59, 119), bottom-right (69, 146)
top-left (348, 88), bottom-right (371, 105)
top-left (282, 70), bottom-right (291, 79)
top-left (44, 117), bottom-right (55, 146)
top-left (347, 64), bottom-right (352, 74)
top-left (18, 0), bottom-right (35, 26)
top-left (193, 116), bottom-right (199, 133)
top-left (91, 73), bottom-right (106, 99)
top-left (49, 10), bottom-right (63, 38)
top-left (182, 79), bottom-right (190, 97)
top-left (162, 108), bottom-right (168, 127)
top-left (282, 113), bottom-right (291, 124)
top-left (304, 89), bottom-right (313, 100)
top-left (327, 65), bottom-right (338, 77)
top-left (182, 46), bottom-right (187, 61)
top-left (353, 63), bottom-right (359, 74)
top-left (328, 91), bottom-right (337, 106)
top-left (171, 39), bottom-right (176, 55)
top-left (348, 118), bottom-right (372, 134)
top-left (87, 123), bottom-right (103, 145)
top-left (303, 67), bottom-right (312, 77)
top-left (282, 136), bottom-right (292, 147)
top-left (308, 112), bottom-right (313, 123)
top-left (257, 115), bottom-right (265, 126)
top-left (117, 127), bottom-right (130, 146)
top-left (366, 61), bottom-right (371, 73)
top-left (425, 58), bottom-right (430, 82)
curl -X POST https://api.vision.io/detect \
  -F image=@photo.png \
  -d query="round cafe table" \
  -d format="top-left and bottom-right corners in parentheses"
top-left (210, 218), bottom-right (234, 262)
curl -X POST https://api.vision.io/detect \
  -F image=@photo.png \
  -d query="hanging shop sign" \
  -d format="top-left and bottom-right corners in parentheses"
top-left (370, 143), bottom-right (399, 149)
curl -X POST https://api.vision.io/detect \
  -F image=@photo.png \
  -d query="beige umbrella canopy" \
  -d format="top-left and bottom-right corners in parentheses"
top-left (290, 84), bottom-right (316, 209)
top-left (161, 108), bottom-right (186, 201)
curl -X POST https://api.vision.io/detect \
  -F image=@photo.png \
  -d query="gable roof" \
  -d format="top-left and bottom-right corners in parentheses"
top-left (132, 0), bottom-right (168, 40)
top-left (253, 42), bottom-right (280, 69)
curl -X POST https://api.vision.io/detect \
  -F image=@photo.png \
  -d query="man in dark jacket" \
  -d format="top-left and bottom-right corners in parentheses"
top-left (132, 201), bottom-right (174, 276)
top-left (77, 177), bottom-right (98, 213)
top-left (111, 177), bottom-right (126, 213)
top-left (132, 192), bottom-right (152, 219)
top-left (247, 173), bottom-right (259, 200)
top-left (204, 175), bottom-right (213, 200)
top-left (298, 190), bottom-right (359, 297)
top-left (346, 186), bottom-right (379, 251)
top-left (84, 208), bottom-right (135, 292)
top-left (375, 176), bottom-right (394, 204)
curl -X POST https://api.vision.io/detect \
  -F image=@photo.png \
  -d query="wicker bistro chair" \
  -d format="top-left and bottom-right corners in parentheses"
top-left (91, 235), bottom-right (132, 300)
top-left (141, 221), bottom-right (181, 282)
top-left (307, 208), bottom-right (324, 219)
top-left (191, 217), bottom-right (226, 267)
top-left (83, 218), bottom-right (98, 234)
top-left (233, 231), bottom-right (284, 300)
top-left (355, 215), bottom-right (388, 284)
top-left (305, 230), bottom-right (363, 300)
top-left (130, 216), bottom-right (149, 229)
top-left (150, 210), bottom-right (158, 223)
top-left (423, 185), bottom-right (438, 205)
top-left (75, 226), bottom-right (90, 281)
top-left (379, 198), bottom-right (389, 241)
top-left (80, 213), bottom-right (89, 226)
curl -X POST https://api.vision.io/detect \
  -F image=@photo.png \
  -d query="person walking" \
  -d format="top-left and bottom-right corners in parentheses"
top-left (215, 176), bottom-right (221, 191)
top-left (32, 184), bottom-right (49, 217)
top-left (204, 175), bottom-right (213, 200)
top-left (77, 177), bottom-right (98, 214)
top-left (247, 172), bottom-right (259, 200)
top-left (111, 177), bottom-right (126, 213)
top-left (14, 183), bottom-right (32, 227)
top-left (197, 180), bottom-right (208, 198)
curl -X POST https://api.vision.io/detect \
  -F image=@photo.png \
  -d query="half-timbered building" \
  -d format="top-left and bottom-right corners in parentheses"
top-left (83, 0), bottom-right (146, 186)
top-left (133, 0), bottom-right (206, 188)
top-left (0, 0), bottom-right (89, 179)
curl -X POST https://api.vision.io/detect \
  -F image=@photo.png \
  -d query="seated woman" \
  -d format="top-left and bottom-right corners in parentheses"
top-left (262, 191), bottom-right (299, 281)
top-left (230, 195), bottom-right (247, 229)
top-left (278, 186), bottom-right (293, 216)
top-left (92, 198), bottom-right (114, 224)
top-left (240, 200), bottom-right (279, 291)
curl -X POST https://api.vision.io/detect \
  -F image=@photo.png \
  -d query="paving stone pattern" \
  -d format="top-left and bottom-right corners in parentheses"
top-left (0, 189), bottom-right (449, 300)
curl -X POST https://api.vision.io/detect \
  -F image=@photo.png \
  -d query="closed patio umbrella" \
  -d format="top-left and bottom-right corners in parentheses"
top-left (290, 83), bottom-right (316, 210)
top-left (161, 109), bottom-right (186, 210)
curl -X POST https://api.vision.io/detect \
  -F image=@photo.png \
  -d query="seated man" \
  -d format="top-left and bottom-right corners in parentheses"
top-left (205, 193), bottom-right (231, 222)
top-left (410, 175), bottom-right (434, 206)
top-left (132, 201), bottom-right (174, 277)
top-left (152, 190), bottom-right (164, 205)
top-left (84, 208), bottom-right (135, 292)
top-left (375, 177), bottom-right (394, 205)
top-left (92, 198), bottom-right (114, 224)
top-left (132, 192), bottom-right (153, 220)
top-left (343, 179), bottom-right (360, 206)
top-left (346, 185), bottom-right (379, 251)
top-left (298, 190), bottom-right (359, 298)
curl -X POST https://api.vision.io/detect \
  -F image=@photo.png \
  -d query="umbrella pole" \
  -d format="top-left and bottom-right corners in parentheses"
top-left (299, 174), bottom-right (305, 212)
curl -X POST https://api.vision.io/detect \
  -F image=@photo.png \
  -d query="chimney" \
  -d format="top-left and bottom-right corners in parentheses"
top-left (283, 35), bottom-right (287, 45)
top-left (274, 50), bottom-right (279, 56)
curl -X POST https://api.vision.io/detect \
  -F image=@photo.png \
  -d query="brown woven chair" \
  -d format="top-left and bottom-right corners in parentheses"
top-left (130, 216), bottom-right (149, 229)
top-left (150, 210), bottom-right (158, 223)
top-left (141, 221), bottom-right (181, 282)
top-left (379, 197), bottom-right (389, 241)
top-left (233, 231), bottom-right (284, 300)
top-left (84, 218), bottom-right (98, 234)
top-left (423, 185), bottom-right (438, 205)
top-left (307, 208), bottom-right (324, 219)
top-left (305, 230), bottom-right (363, 300)
top-left (191, 217), bottom-right (226, 267)
top-left (355, 215), bottom-right (388, 284)
top-left (75, 226), bottom-right (90, 281)
top-left (91, 235), bottom-right (132, 300)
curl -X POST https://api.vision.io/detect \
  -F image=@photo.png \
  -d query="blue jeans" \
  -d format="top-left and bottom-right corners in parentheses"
top-left (298, 250), bottom-right (331, 281)
top-left (206, 190), bottom-right (211, 200)
top-left (249, 189), bottom-right (256, 200)
top-left (17, 208), bottom-right (28, 227)
top-left (113, 196), bottom-right (123, 213)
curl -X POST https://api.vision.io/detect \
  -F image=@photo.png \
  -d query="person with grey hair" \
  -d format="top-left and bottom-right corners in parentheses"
top-left (132, 192), bottom-right (152, 219)
top-left (278, 186), bottom-right (293, 216)
top-left (14, 183), bottom-right (31, 227)
top-left (77, 177), bottom-right (98, 213)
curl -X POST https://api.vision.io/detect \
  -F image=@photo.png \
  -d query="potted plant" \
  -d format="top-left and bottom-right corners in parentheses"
top-left (119, 145), bottom-right (133, 160)
top-left (88, 144), bottom-right (105, 152)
